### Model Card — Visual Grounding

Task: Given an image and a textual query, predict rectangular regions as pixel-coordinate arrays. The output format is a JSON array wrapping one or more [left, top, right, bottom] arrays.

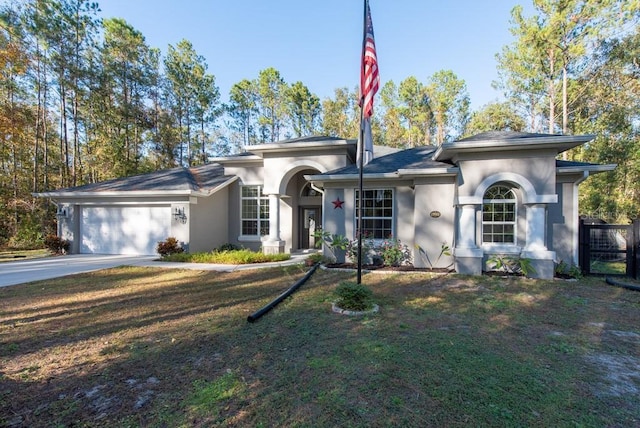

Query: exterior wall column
[[458, 204, 478, 248], [263, 193, 285, 254], [521, 203, 556, 279], [523, 204, 547, 252], [454, 200, 484, 275]]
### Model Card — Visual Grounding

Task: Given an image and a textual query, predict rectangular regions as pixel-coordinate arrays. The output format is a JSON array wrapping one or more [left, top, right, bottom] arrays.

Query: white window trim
[[482, 185, 518, 246], [238, 184, 269, 241], [354, 188, 395, 241]]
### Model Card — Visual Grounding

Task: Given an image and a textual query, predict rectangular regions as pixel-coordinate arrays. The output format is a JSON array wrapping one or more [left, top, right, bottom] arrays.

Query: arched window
[[482, 185, 516, 244]]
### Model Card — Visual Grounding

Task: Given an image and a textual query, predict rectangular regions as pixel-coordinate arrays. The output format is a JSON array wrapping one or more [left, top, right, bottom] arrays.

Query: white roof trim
[[434, 134, 595, 161], [199, 176, 238, 196], [306, 172, 400, 181], [244, 139, 354, 154], [209, 155, 262, 164], [397, 167, 459, 176], [33, 176, 238, 199], [556, 164, 617, 174]]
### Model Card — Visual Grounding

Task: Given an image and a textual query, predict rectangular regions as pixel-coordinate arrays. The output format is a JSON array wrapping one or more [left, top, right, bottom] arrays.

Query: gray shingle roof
[[456, 131, 558, 141], [55, 163, 231, 193], [317, 145, 452, 176]]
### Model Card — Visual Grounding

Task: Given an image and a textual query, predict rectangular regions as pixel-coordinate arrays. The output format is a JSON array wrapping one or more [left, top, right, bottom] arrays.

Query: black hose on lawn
[[605, 276, 640, 292], [247, 263, 320, 323]]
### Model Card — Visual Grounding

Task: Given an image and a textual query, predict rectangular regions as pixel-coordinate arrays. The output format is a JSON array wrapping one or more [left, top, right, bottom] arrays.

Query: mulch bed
[[324, 263, 453, 273]]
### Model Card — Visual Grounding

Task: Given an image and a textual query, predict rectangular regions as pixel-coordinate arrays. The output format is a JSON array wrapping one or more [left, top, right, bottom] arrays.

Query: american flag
[[360, 0, 379, 119]]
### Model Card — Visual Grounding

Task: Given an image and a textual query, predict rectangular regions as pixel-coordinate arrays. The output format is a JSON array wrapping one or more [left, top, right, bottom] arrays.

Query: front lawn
[[1, 267, 639, 427]]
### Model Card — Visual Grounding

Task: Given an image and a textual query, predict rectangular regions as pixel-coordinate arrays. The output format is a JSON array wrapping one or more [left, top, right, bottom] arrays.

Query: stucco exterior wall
[[413, 178, 456, 269], [456, 153, 557, 198], [225, 166, 265, 252], [188, 188, 229, 253], [551, 174, 584, 266], [321, 186, 347, 261], [262, 150, 350, 194]]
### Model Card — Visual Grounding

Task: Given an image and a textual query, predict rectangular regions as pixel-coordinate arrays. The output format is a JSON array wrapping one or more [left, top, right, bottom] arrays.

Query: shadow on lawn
[[1, 269, 640, 427]]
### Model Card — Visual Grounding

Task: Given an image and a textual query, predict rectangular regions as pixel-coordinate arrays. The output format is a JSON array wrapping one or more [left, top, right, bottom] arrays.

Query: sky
[[97, 0, 532, 112]]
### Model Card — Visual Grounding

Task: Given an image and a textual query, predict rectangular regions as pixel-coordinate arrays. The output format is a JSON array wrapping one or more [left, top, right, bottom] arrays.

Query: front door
[[300, 207, 321, 249]]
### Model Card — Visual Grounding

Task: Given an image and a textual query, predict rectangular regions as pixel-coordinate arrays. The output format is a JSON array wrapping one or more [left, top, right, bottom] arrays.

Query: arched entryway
[[283, 169, 322, 251]]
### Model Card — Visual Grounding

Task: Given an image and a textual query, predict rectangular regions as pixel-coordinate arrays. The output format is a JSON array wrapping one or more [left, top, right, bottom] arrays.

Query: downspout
[[310, 182, 324, 196], [310, 182, 326, 247]]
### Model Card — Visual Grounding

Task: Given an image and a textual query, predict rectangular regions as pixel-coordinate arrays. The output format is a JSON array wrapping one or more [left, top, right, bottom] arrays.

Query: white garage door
[[80, 206, 171, 255]]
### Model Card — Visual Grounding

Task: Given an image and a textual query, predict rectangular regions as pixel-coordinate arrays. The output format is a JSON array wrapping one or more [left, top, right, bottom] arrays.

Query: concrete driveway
[[0, 253, 310, 288], [0, 254, 156, 288]]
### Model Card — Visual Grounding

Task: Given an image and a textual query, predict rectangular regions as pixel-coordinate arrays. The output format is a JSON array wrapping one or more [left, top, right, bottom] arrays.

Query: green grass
[[590, 259, 627, 275], [1, 268, 639, 427], [161, 248, 291, 264], [0, 248, 50, 262]]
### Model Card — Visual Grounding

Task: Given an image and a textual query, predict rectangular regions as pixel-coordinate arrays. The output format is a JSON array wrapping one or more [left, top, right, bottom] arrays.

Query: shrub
[[334, 281, 374, 311], [415, 242, 453, 270], [157, 237, 184, 257], [486, 254, 537, 277], [555, 260, 583, 279], [346, 233, 375, 265], [313, 229, 349, 262], [305, 253, 326, 265], [380, 237, 412, 266], [44, 235, 70, 254], [216, 243, 242, 252], [161, 249, 290, 264]]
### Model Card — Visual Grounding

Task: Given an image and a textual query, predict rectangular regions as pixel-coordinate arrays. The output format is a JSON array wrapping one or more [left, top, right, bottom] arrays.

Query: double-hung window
[[241, 185, 269, 238], [482, 185, 516, 244], [355, 189, 393, 239]]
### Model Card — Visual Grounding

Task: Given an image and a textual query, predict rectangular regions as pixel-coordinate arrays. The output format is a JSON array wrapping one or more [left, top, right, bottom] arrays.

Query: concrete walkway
[[0, 252, 311, 288]]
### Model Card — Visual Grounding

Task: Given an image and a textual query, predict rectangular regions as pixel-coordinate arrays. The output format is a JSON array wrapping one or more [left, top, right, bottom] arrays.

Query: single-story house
[[35, 132, 615, 278]]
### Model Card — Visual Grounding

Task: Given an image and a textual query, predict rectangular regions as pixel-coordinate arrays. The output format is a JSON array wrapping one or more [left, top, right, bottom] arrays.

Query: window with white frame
[[482, 184, 516, 244], [241, 185, 269, 237], [355, 189, 393, 239]]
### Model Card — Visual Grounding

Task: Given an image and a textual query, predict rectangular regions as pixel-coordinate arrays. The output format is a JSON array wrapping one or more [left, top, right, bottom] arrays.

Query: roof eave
[[199, 176, 238, 196], [434, 134, 596, 161], [33, 189, 198, 199], [305, 172, 400, 182], [397, 167, 460, 177], [209, 154, 263, 164], [244, 139, 356, 156], [557, 164, 617, 174]]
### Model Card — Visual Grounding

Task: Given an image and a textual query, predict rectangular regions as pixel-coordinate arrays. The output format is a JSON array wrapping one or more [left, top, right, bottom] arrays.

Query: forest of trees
[[0, 0, 638, 248]]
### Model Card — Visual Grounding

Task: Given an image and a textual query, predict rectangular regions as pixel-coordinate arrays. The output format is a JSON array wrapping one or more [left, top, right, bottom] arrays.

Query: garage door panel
[[81, 206, 170, 255]]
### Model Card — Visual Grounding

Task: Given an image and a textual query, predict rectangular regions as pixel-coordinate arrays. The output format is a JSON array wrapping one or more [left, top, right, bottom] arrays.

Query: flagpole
[[356, 0, 368, 285]]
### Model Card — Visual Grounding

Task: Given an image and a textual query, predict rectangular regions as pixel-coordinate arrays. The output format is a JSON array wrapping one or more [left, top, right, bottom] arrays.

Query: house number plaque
[[430, 211, 441, 218]]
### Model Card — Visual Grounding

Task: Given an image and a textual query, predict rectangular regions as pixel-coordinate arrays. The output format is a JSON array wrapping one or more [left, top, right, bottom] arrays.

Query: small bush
[[157, 237, 184, 257], [380, 238, 411, 266], [486, 254, 537, 277], [44, 235, 70, 254], [216, 243, 242, 252], [334, 281, 374, 311], [305, 253, 326, 265]]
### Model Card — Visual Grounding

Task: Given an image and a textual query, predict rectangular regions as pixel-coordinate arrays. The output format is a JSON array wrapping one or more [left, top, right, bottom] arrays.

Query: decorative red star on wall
[[332, 197, 344, 209]]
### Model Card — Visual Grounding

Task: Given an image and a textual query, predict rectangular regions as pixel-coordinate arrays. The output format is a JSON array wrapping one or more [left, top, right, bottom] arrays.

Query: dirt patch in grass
[[1, 267, 639, 427]]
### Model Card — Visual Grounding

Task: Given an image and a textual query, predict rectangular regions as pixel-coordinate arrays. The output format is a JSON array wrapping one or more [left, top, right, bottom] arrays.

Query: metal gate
[[579, 218, 640, 278]]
